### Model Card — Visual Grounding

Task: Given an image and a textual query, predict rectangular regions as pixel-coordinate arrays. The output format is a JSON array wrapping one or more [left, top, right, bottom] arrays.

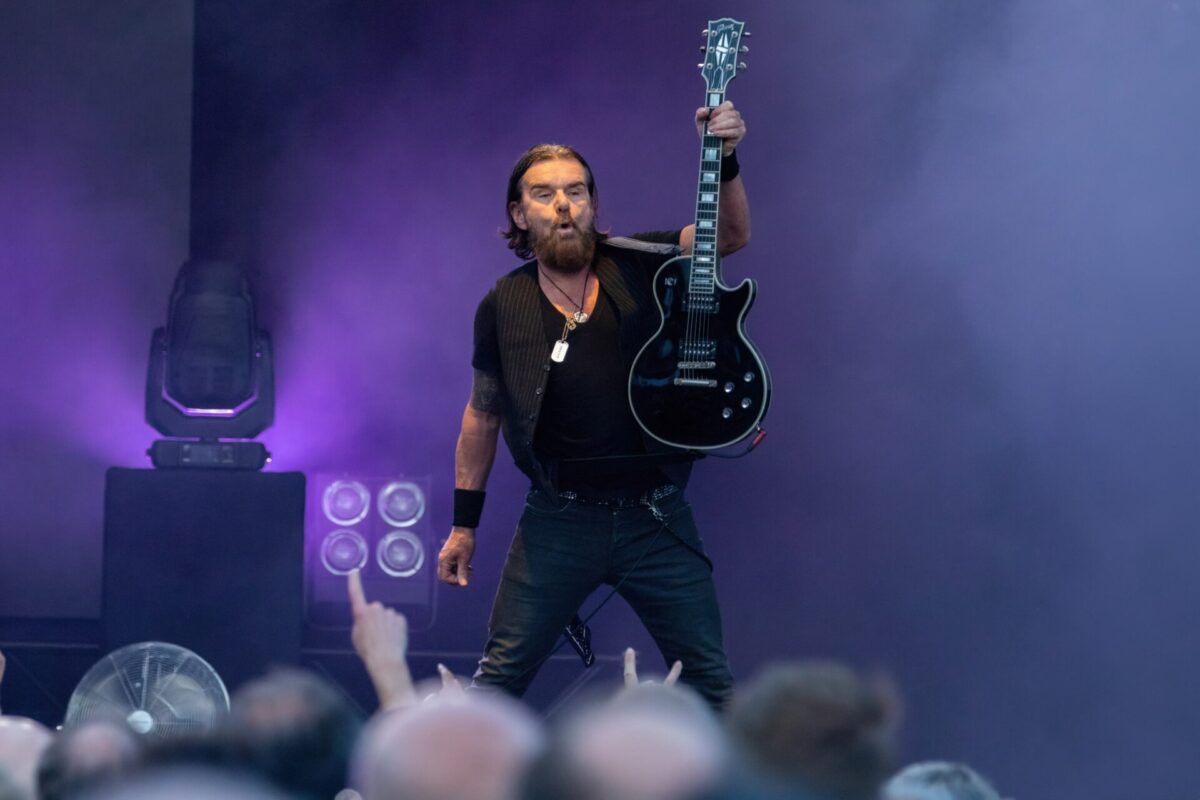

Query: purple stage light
[[319, 529, 368, 575], [376, 530, 424, 578], [305, 473, 435, 630], [322, 479, 370, 526], [377, 480, 425, 527]]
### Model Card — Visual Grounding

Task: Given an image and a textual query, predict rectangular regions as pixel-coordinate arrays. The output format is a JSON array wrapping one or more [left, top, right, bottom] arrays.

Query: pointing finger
[[348, 569, 367, 616], [437, 663, 465, 697], [623, 647, 638, 688], [665, 660, 683, 686]]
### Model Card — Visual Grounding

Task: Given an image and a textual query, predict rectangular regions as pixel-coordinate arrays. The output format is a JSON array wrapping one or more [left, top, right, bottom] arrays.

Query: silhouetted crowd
[[0, 592, 1007, 800]]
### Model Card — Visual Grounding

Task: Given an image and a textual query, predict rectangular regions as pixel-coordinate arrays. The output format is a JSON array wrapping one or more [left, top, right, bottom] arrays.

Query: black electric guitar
[[628, 18, 770, 450]]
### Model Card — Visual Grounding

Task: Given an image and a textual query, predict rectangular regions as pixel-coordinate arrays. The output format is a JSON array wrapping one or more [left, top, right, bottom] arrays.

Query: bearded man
[[438, 103, 750, 709]]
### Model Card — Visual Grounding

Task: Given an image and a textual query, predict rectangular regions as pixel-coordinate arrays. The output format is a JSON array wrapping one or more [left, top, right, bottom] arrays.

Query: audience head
[[522, 684, 731, 800], [37, 721, 142, 800], [356, 692, 541, 800], [0, 768, 26, 800], [881, 761, 1001, 800], [729, 661, 897, 800], [226, 667, 362, 800], [76, 766, 291, 800], [0, 717, 53, 799]]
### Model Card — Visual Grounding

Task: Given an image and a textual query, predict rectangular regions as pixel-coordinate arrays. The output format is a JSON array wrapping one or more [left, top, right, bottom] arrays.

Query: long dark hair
[[502, 144, 603, 260]]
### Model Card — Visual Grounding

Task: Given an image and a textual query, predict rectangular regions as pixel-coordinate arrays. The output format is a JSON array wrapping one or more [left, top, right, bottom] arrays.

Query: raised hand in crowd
[[622, 647, 683, 690], [435, 663, 466, 703], [348, 569, 416, 712]]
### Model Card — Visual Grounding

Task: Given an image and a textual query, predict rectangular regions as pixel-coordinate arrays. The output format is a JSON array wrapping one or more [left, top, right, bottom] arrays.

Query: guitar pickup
[[677, 361, 717, 370], [673, 377, 718, 388]]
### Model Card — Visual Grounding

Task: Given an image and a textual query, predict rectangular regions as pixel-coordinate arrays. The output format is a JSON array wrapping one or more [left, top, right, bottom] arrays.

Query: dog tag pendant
[[573, 311, 588, 324], [551, 340, 569, 363]]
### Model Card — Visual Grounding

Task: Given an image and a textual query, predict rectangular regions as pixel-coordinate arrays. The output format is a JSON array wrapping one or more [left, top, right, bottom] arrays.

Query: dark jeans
[[471, 486, 734, 709]]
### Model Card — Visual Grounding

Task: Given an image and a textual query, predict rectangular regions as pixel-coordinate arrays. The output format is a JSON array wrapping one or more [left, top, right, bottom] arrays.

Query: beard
[[530, 218, 597, 274]]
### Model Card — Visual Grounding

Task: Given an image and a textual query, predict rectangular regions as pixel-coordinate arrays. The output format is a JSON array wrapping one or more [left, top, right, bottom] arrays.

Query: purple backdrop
[[5, 1, 1200, 797]]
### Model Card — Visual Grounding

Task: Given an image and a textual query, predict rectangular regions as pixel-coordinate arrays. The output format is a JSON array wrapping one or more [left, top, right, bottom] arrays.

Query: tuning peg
[[697, 63, 705, 69], [738, 62, 747, 69], [740, 45, 749, 53], [743, 31, 751, 36], [699, 46, 707, 53], [702, 29, 709, 35]]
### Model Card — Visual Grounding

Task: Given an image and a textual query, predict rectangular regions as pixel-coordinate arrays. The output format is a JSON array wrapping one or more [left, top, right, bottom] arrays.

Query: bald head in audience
[[78, 766, 292, 800], [882, 761, 1001, 800], [355, 694, 542, 800], [521, 685, 731, 800], [0, 716, 53, 799]]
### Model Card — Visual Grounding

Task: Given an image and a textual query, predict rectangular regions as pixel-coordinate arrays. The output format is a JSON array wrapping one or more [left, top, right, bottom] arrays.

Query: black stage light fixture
[[145, 260, 274, 469]]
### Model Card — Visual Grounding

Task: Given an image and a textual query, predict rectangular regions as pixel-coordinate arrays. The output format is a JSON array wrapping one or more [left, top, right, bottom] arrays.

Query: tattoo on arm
[[469, 369, 504, 414]]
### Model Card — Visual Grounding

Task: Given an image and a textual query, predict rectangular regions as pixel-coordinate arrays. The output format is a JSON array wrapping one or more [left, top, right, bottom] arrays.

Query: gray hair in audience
[[729, 660, 897, 800], [227, 667, 363, 800], [37, 721, 142, 800], [881, 761, 1001, 800]]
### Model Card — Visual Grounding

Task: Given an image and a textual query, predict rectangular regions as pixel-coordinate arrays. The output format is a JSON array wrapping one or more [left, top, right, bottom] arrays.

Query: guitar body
[[629, 255, 770, 449]]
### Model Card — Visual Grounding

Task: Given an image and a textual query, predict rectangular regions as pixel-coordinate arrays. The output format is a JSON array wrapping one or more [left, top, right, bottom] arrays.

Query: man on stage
[[438, 102, 750, 708]]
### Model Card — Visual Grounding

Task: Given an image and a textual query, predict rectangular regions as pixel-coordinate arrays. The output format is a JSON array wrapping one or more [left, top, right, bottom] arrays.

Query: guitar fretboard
[[690, 126, 724, 296]]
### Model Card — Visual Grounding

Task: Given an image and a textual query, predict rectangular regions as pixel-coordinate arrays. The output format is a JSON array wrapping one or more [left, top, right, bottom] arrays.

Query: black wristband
[[720, 149, 740, 182], [453, 488, 486, 529]]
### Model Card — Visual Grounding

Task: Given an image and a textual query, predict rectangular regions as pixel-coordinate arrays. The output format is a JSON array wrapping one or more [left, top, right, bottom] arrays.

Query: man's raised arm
[[437, 370, 502, 588]]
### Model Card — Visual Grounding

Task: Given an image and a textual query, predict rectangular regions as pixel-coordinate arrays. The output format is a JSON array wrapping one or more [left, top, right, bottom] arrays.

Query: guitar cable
[[489, 494, 703, 694], [707, 425, 767, 459], [483, 429, 765, 693]]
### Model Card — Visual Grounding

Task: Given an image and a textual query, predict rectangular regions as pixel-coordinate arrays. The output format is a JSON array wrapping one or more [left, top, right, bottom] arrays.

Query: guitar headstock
[[698, 18, 747, 99]]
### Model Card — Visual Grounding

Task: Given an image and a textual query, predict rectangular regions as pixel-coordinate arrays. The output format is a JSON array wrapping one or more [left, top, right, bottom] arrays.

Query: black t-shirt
[[473, 231, 681, 493], [533, 286, 660, 491]]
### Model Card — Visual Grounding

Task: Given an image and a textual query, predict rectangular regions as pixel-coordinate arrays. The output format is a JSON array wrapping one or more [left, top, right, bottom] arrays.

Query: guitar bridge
[[677, 360, 716, 370]]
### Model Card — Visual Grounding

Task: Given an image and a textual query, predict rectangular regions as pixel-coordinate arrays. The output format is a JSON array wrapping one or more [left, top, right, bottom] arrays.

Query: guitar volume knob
[[722, 408, 733, 419]]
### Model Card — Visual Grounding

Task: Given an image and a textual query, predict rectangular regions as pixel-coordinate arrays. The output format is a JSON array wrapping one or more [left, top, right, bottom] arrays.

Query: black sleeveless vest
[[490, 240, 691, 494]]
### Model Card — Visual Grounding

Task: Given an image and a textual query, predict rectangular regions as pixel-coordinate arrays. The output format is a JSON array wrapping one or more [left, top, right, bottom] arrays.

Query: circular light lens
[[320, 529, 368, 575], [376, 531, 425, 578], [323, 480, 370, 526], [377, 481, 426, 527]]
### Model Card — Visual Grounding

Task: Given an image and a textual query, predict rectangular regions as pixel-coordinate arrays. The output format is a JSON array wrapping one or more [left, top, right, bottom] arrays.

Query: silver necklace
[[540, 267, 591, 324]]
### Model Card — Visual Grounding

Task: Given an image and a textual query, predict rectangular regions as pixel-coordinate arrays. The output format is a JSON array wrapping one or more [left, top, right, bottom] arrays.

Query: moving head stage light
[[145, 260, 274, 469]]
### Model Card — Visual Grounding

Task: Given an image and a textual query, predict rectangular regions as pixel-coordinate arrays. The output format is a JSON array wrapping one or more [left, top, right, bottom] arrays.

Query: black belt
[[554, 483, 679, 508]]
